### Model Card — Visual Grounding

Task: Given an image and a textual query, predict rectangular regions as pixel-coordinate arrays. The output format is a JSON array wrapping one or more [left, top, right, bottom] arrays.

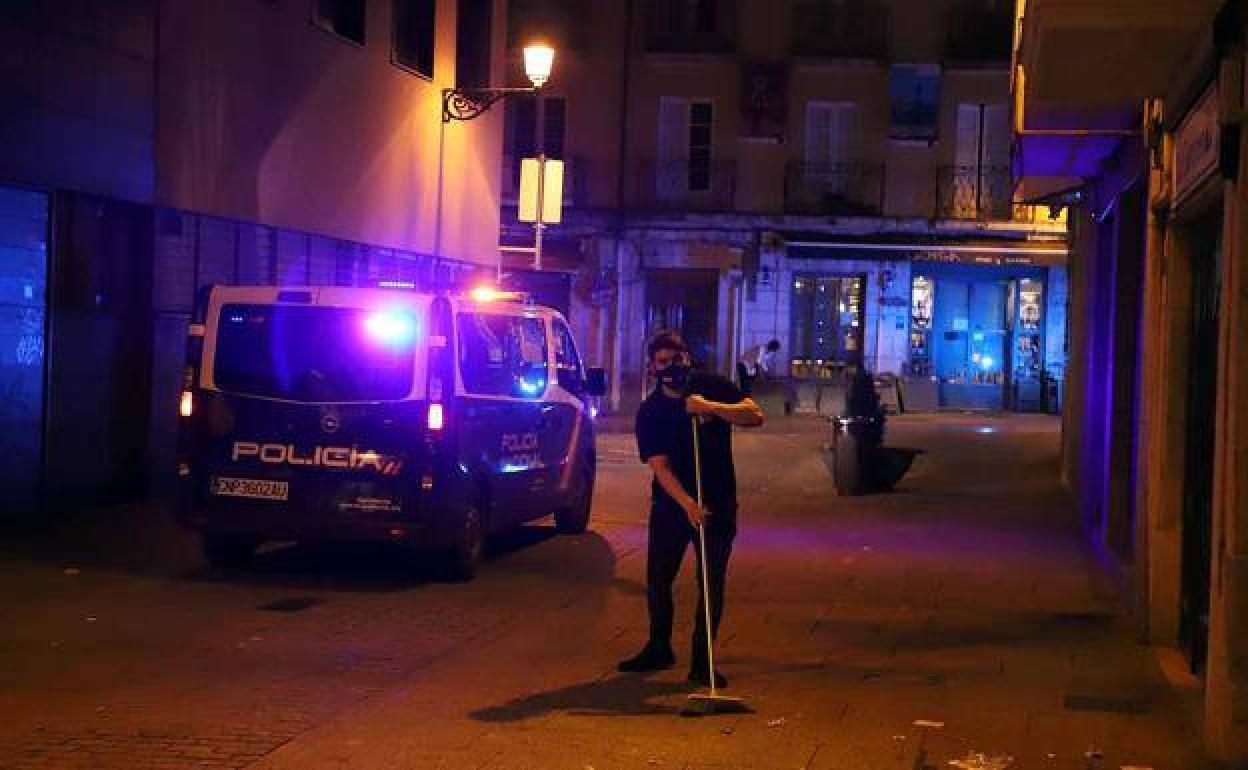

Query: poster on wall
[[740, 61, 788, 141], [889, 64, 941, 142]]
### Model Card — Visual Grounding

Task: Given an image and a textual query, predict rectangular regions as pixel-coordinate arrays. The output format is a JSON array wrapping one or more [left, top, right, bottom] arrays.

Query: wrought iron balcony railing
[[784, 161, 884, 216], [791, 0, 889, 60], [634, 159, 736, 211], [935, 165, 1015, 221]]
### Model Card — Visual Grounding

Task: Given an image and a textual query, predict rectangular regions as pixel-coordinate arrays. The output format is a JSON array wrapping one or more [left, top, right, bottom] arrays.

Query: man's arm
[[687, 394, 765, 427], [646, 454, 705, 527]]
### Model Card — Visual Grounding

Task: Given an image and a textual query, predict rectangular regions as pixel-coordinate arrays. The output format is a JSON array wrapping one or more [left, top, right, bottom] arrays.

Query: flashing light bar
[[427, 402, 445, 431], [469, 286, 527, 303], [378, 280, 417, 289]]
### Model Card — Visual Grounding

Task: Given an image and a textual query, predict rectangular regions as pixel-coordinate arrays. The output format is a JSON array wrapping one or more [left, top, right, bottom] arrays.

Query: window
[[552, 319, 583, 392], [213, 305, 417, 402], [506, 96, 566, 159], [456, 0, 493, 88], [393, 0, 436, 77], [646, 0, 734, 53], [457, 313, 549, 398], [314, 0, 367, 45], [656, 98, 714, 197]]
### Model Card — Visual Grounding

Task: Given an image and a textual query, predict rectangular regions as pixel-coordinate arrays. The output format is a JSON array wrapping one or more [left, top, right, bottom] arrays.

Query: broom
[[681, 414, 752, 717]]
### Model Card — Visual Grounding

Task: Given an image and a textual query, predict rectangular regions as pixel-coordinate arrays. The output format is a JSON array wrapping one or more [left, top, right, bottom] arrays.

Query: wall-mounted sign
[[1174, 85, 1219, 204]]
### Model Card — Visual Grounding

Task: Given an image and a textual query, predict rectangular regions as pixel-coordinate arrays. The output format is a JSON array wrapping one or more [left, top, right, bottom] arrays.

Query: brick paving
[[0, 414, 1219, 769]]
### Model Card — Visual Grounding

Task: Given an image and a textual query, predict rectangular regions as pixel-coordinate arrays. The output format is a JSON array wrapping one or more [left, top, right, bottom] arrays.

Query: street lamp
[[441, 42, 558, 276], [441, 42, 555, 122]]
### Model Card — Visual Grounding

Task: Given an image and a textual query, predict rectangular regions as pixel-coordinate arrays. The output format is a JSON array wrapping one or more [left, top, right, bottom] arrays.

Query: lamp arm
[[442, 87, 538, 123]]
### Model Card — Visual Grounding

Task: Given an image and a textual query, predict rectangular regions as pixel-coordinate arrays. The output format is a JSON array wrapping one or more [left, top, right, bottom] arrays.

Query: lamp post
[[442, 43, 555, 278]]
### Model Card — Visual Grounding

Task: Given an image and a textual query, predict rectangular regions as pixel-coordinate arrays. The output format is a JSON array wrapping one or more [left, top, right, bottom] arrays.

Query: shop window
[[393, 0, 436, 77], [314, 0, 367, 45], [908, 275, 933, 376], [790, 274, 864, 378]]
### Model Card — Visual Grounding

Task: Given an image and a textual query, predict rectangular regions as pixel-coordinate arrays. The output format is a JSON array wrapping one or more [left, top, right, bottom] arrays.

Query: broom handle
[[692, 416, 717, 696]]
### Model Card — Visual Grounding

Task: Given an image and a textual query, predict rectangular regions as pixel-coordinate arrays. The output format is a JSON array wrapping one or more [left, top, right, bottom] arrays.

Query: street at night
[[6, 0, 1248, 767], [0, 417, 1208, 768]]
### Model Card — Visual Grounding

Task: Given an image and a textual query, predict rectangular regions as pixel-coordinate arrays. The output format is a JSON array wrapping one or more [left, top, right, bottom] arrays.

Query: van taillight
[[427, 402, 444, 432], [179, 390, 194, 418]]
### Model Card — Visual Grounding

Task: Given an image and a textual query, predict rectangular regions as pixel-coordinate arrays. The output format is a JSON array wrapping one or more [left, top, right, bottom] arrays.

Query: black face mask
[[656, 362, 692, 392]]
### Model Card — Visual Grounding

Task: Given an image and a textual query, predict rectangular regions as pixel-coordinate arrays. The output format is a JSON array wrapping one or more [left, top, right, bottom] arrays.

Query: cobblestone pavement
[[0, 415, 1216, 769]]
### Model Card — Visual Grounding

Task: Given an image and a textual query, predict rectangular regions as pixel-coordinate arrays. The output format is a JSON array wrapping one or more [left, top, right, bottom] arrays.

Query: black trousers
[[646, 502, 736, 666]]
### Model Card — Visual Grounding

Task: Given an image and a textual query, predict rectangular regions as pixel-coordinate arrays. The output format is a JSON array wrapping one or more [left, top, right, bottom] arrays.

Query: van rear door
[[192, 291, 428, 524]]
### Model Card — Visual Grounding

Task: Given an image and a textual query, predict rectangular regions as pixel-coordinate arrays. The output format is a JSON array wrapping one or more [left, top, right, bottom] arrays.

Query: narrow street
[[0, 415, 1210, 769]]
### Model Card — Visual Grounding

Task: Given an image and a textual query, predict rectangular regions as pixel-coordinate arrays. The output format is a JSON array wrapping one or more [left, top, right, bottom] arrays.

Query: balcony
[[791, 1, 888, 60], [935, 165, 1015, 221], [500, 154, 585, 210], [944, 0, 1012, 64], [644, 0, 737, 54], [634, 159, 736, 212], [785, 162, 884, 216]]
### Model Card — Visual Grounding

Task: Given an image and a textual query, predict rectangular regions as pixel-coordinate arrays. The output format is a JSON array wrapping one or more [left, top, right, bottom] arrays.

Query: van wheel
[[202, 534, 258, 568], [444, 504, 484, 582], [554, 465, 593, 535]]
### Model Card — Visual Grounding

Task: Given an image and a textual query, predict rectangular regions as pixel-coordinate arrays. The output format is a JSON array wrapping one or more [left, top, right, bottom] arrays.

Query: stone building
[[499, 0, 1069, 415]]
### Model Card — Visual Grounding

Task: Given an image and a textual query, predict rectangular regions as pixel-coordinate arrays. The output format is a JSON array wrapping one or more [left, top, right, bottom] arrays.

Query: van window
[[552, 319, 584, 392], [213, 304, 417, 401], [457, 313, 548, 398]]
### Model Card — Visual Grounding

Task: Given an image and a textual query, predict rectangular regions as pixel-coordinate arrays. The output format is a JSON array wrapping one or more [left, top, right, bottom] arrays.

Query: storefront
[[907, 259, 1058, 411]]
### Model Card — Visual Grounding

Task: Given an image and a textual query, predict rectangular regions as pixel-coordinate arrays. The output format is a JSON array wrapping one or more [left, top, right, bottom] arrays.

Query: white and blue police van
[[175, 283, 605, 580]]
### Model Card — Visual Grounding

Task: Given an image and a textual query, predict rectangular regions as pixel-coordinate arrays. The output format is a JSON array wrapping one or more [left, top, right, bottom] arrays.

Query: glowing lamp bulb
[[179, 390, 194, 418], [470, 285, 500, 303], [365, 311, 416, 346], [523, 43, 554, 88], [980, 355, 995, 370], [427, 402, 444, 432]]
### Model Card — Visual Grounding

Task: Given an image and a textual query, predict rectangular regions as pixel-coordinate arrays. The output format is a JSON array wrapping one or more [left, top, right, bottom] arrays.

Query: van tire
[[202, 534, 258, 568], [554, 465, 593, 535], [443, 504, 484, 582]]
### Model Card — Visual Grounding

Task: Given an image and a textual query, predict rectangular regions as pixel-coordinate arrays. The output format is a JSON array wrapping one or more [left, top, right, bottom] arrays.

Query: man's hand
[[686, 394, 715, 416], [680, 496, 708, 529]]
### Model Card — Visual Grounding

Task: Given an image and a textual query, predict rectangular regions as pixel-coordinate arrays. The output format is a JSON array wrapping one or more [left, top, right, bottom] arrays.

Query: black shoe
[[617, 643, 675, 672], [687, 666, 728, 689]]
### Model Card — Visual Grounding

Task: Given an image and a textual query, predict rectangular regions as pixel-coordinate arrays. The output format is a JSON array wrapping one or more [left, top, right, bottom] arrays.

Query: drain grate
[[258, 596, 324, 613], [1063, 694, 1149, 714]]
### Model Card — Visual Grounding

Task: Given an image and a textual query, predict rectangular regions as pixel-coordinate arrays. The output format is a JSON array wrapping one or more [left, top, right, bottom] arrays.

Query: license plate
[[210, 477, 289, 501]]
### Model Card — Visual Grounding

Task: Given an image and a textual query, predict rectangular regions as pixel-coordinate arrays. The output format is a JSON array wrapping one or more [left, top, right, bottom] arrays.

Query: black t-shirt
[[635, 372, 744, 514]]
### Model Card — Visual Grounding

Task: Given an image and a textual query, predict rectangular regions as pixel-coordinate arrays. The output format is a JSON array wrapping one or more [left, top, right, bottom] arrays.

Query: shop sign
[[1174, 85, 1219, 204]]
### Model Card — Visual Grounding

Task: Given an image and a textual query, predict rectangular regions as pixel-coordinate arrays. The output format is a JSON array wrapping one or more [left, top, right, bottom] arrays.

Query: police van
[[176, 283, 605, 580]]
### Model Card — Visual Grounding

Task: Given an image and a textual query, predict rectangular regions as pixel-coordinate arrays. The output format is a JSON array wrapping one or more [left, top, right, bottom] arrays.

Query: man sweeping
[[618, 331, 764, 688]]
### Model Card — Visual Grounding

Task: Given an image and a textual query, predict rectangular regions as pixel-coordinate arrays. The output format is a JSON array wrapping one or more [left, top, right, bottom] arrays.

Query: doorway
[[1179, 211, 1221, 673], [644, 269, 719, 371]]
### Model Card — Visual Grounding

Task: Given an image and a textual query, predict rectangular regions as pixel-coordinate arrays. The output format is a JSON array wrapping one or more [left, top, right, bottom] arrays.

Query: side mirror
[[586, 367, 607, 397]]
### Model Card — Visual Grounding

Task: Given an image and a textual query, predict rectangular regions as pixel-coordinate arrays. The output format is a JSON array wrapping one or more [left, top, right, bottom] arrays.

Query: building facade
[[0, 0, 506, 515], [499, 0, 1069, 416], [1013, 0, 1248, 760]]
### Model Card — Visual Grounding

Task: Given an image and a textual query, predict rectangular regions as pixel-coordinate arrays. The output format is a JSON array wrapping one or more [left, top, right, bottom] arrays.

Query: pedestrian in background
[[618, 331, 765, 687], [736, 338, 780, 396]]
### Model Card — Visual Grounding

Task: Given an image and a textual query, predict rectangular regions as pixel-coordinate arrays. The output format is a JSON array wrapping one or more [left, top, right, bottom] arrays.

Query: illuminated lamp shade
[[365, 310, 417, 346], [523, 43, 554, 88]]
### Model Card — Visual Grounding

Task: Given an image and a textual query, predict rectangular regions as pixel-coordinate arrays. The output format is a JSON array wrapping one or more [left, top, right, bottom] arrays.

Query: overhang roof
[[1014, 0, 1220, 199]]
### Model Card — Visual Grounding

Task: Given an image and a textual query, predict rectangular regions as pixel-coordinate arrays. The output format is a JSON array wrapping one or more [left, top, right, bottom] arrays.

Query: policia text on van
[[175, 285, 606, 580]]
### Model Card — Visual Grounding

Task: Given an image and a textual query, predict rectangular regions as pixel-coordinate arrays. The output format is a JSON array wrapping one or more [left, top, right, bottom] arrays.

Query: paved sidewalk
[[0, 414, 1215, 769]]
